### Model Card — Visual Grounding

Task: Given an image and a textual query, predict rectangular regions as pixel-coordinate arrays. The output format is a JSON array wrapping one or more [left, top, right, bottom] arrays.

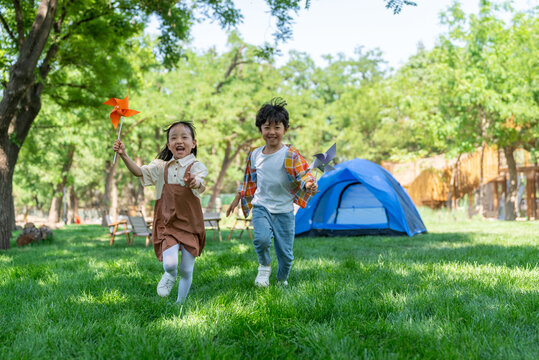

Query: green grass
[[1, 212, 538, 359]]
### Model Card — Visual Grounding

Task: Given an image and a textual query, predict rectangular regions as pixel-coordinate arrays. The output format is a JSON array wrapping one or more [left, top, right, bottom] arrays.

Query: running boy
[[226, 98, 318, 287]]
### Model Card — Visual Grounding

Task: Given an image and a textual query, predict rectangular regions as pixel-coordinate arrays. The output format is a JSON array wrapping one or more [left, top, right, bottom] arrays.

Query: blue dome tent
[[295, 159, 427, 237]]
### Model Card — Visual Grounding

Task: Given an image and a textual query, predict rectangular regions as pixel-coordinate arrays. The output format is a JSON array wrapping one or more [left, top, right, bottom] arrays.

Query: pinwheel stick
[[113, 117, 124, 165]]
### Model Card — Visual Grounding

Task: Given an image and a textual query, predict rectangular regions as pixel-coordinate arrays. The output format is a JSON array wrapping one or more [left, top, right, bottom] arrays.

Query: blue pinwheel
[[309, 143, 337, 180]]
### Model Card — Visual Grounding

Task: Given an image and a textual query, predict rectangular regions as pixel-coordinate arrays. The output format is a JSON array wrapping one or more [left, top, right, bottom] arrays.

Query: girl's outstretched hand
[[113, 139, 125, 156], [184, 172, 201, 190]]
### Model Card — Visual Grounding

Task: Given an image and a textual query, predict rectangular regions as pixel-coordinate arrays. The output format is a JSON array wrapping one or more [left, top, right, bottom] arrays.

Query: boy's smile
[[260, 120, 287, 153], [167, 124, 196, 159]]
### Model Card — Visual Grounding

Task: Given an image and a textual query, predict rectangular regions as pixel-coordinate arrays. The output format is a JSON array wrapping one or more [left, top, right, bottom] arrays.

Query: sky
[[149, 0, 535, 70]]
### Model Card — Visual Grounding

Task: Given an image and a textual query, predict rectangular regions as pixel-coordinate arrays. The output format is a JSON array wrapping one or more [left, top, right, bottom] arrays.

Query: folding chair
[[105, 214, 132, 245], [204, 212, 222, 241], [128, 215, 152, 246], [227, 208, 253, 241]]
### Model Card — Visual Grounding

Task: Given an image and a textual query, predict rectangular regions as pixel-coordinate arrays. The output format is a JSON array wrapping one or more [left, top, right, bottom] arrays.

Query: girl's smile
[[167, 124, 196, 159]]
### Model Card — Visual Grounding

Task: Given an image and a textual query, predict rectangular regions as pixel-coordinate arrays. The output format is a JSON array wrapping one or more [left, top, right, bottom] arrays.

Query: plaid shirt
[[238, 144, 315, 217]]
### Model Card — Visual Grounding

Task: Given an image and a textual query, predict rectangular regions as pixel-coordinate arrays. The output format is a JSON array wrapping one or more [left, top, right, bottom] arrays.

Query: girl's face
[[167, 124, 196, 159]]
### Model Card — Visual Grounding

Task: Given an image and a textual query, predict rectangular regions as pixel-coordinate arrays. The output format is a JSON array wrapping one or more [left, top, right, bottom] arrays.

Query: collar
[[168, 153, 196, 167], [260, 144, 288, 155]]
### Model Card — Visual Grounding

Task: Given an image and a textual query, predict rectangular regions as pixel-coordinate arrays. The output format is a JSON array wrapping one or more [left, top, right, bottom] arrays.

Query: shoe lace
[[160, 275, 175, 288], [258, 268, 271, 277]]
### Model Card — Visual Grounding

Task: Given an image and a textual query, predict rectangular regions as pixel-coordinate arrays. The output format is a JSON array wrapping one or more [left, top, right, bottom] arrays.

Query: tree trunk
[[48, 189, 61, 224], [128, 134, 145, 212], [478, 144, 486, 216], [69, 187, 79, 223], [47, 144, 75, 225], [102, 160, 119, 223], [1, 84, 47, 245], [0, 137, 16, 249], [1, 85, 46, 245], [0, 0, 59, 249], [206, 141, 251, 212], [155, 127, 161, 155], [504, 146, 518, 220], [447, 154, 461, 210]]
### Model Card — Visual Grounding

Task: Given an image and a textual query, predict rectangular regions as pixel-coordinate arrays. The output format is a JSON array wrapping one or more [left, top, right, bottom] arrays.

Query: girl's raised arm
[[113, 139, 142, 177]]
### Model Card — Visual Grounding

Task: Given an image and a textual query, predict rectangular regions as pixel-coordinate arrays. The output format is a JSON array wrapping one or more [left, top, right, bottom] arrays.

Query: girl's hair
[[255, 97, 289, 130], [157, 121, 197, 160]]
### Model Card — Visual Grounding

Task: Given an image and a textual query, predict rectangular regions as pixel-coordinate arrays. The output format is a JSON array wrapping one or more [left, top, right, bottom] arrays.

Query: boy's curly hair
[[255, 97, 289, 130]]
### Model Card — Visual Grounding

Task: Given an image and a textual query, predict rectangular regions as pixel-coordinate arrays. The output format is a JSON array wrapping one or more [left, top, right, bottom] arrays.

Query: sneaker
[[254, 265, 271, 287], [157, 272, 176, 297], [277, 280, 288, 286]]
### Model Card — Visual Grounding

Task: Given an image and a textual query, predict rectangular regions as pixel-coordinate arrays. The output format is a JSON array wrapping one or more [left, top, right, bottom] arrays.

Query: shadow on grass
[[293, 231, 538, 268], [3, 225, 536, 290], [3, 225, 537, 303], [189, 231, 538, 357], [1, 225, 537, 358]]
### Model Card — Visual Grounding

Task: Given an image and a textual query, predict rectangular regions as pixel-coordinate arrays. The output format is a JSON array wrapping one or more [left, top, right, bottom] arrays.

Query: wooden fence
[[389, 147, 537, 219]]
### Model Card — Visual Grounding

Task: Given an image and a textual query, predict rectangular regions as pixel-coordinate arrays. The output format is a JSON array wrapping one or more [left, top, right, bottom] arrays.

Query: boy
[[226, 98, 318, 287]]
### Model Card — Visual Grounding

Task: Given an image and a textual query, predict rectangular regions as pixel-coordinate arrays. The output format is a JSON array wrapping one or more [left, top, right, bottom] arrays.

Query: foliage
[[384, 0, 418, 14], [396, 1, 538, 155]]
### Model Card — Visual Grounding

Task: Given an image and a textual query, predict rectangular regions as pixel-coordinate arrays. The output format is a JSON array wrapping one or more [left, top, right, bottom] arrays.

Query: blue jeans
[[251, 205, 295, 281]]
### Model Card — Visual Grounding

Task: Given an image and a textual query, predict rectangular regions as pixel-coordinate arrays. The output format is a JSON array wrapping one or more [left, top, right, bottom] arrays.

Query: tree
[[433, 1, 537, 219], [0, 0, 317, 249], [394, 1, 538, 218]]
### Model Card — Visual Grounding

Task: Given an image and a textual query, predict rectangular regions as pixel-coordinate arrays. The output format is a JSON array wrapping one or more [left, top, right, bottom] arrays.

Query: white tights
[[162, 244, 196, 302]]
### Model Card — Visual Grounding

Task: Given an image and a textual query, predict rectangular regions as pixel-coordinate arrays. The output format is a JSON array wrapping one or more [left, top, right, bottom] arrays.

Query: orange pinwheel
[[103, 94, 139, 129]]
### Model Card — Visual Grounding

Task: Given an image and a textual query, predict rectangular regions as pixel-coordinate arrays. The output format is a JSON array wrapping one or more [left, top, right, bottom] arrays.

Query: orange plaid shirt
[[238, 144, 315, 217]]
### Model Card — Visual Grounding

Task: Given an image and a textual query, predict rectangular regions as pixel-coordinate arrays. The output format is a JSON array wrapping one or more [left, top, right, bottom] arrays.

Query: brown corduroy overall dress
[[152, 161, 206, 261]]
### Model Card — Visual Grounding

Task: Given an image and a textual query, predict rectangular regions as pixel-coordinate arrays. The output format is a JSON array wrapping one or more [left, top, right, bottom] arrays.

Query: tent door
[[334, 182, 388, 226]]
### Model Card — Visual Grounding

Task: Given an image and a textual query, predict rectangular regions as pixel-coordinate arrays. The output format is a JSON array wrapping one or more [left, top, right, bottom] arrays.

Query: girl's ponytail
[[157, 146, 173, 161]]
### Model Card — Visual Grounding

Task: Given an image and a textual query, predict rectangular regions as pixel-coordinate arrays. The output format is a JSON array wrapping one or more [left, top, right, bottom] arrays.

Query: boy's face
[[260, 120, 287, 148], [167, 124, 196, 159]]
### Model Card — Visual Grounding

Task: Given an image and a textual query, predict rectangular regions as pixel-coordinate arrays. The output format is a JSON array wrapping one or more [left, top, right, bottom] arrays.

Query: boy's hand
[[306, 180, 318, 193], [226, 195, 241, 217], [113, 140, 125, 156]]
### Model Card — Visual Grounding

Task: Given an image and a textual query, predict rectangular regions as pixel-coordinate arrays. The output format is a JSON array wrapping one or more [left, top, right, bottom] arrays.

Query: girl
[[113, 121, 207, 303]]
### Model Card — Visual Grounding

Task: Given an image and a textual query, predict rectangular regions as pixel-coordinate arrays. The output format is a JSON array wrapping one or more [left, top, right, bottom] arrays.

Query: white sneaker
[[157, 272, 176, 297], [277, 280, 288, 286], [254, 265, 271, 287]]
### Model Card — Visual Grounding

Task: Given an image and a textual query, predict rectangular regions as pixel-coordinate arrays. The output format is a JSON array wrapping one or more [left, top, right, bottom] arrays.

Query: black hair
[[157, 121, 197, 160], [255, 97, 289, 131]]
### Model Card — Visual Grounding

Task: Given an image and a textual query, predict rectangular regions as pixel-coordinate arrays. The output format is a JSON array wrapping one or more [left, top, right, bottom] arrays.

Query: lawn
[[1, 211, 537, 359]]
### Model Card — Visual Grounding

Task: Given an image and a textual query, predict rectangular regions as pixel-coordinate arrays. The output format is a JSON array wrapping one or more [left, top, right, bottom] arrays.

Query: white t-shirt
[[251, 145, 294, 214], [140, 153, 208, 200]]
